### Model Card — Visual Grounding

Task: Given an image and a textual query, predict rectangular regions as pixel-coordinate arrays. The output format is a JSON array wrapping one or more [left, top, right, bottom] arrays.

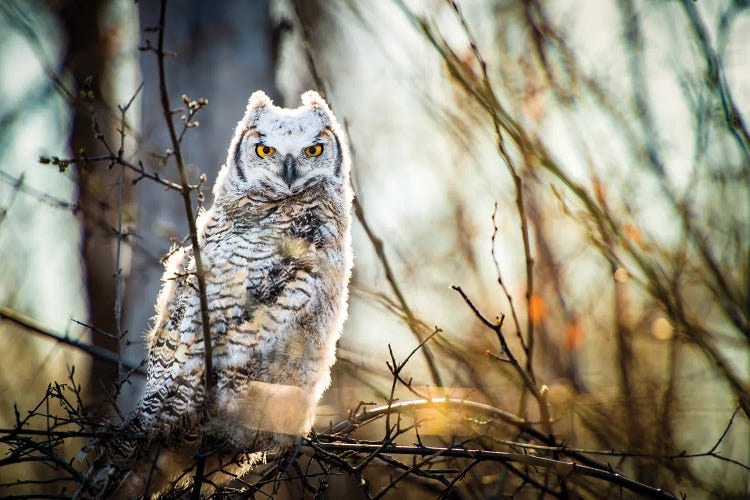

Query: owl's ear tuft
[[301, 90, 332, 115], [246, 90, 273, 112]]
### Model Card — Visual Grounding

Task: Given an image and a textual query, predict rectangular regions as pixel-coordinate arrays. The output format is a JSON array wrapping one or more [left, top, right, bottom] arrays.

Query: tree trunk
[[54, 0, 123, 410]]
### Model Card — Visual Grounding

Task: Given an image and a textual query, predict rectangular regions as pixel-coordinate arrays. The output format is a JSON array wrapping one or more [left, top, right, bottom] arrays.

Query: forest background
[[0, 0, 748, 497]]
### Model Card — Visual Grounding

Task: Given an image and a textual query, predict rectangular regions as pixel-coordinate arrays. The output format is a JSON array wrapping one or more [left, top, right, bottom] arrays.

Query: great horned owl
[[84, 90, 353, 497]]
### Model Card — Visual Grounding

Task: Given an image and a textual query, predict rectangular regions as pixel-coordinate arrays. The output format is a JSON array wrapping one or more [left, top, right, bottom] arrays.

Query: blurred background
[[0, 0, 748, 497]]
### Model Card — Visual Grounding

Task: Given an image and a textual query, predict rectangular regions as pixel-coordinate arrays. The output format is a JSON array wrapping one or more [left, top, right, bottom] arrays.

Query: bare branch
[[154, 0, 213, 391], [306, 440, 677, 499], [0, 304, 144, 375]]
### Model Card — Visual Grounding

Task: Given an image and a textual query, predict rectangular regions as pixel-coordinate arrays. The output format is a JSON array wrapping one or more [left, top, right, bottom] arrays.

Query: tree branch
[[0, 304, 144, 375], [306, 440, 677, 499], [155, 0, 213, 390]]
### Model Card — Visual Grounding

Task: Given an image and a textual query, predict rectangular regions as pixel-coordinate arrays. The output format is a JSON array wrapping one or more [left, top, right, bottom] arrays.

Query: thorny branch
[[4, 305, 743, 497]]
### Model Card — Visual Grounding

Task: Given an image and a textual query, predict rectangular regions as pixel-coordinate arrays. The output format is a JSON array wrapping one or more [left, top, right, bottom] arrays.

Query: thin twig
[[444, 0, 536, 378], [490, 202, 526, 352], [451, 285, 554, 439], [354, 198, 443, 387], [0, 428, 147, 440], [0, 304, 144, 375]]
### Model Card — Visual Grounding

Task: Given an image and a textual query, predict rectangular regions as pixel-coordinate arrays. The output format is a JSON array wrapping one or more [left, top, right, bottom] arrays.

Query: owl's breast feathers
[[196, 185, 348, 371], [174, 186, 349, 450]]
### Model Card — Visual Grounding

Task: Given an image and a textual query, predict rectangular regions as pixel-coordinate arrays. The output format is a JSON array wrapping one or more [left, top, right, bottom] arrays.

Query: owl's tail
[[74, 416, 146, 499], [74, 454, 131, 499]]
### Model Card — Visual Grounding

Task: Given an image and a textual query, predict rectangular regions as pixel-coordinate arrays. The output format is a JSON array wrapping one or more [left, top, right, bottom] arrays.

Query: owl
[[82, 90, 353, 498]]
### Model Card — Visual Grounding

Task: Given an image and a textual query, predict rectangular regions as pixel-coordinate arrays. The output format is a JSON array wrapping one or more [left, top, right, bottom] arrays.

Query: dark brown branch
[[0, 428, 147, 440], [306, 441, 676, 499], [39, 153, 185, 191], [449, 288, 543, 399], [451, 285, 555, 443]]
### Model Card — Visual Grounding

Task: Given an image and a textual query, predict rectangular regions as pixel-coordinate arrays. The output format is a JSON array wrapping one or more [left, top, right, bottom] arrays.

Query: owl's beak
[[282, 154, 297, 187]]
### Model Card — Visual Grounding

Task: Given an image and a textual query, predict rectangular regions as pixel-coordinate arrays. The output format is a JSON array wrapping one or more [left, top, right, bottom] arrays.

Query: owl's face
[[217, 91, 348, 199]]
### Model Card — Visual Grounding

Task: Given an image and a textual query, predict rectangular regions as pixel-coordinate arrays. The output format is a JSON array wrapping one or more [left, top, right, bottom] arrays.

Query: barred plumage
[[82, 90, 353, 498]]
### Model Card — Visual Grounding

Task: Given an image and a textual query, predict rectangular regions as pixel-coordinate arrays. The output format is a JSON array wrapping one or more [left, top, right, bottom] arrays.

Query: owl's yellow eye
[[304, 144, 324, 157], [255, 144, 276, 158]]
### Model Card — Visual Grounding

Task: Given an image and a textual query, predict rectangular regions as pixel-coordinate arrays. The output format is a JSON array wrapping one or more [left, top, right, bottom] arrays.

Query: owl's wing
[[82, 244, 205, 496], [80, 243, 202, 496], [138, 245, 205, 441]]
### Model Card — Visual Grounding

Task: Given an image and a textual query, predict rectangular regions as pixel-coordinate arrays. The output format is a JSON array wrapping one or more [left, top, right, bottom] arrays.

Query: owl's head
[[214, 90, 349, 200]]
